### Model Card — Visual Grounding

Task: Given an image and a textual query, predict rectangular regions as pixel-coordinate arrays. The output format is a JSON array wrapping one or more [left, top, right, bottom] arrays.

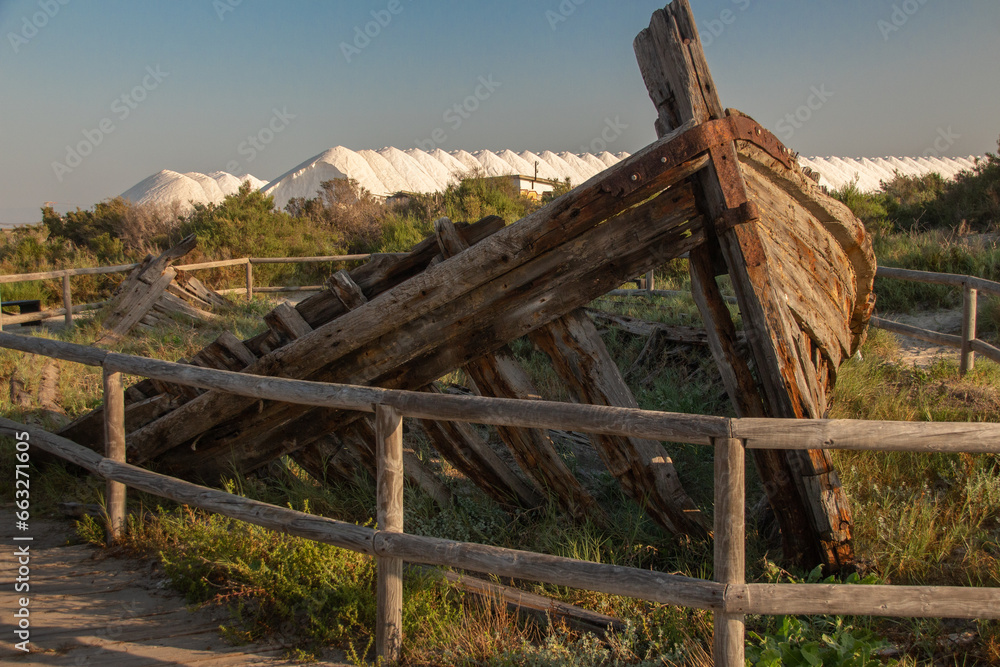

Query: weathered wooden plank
[[587, 308, 745, 347], [294, 216, 505, 328], [634, 0, 856, 572], [349, 416, 454, 508], [530, 309, 708, 537], [139, 213, 706, 479], [103, 369, 127, 545], [375, 531, 726, 612], [737, 584, 1000, 620], [375, 404, 404, 663], [428, 566, 626, 638], [418, 384, 540, 509], [263, 302, 313, 341], [152, 289, 218, 322], [466, 351, 604, 523], [432, 215, 597, 519], [327, 270, 369, 310], [97, 267, 178, 343], [714, 437, 746, 666]]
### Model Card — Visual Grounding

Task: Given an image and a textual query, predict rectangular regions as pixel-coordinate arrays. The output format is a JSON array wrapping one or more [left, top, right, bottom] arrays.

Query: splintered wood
[[62, 0, 875, 572], [96, 235, 230, 345]]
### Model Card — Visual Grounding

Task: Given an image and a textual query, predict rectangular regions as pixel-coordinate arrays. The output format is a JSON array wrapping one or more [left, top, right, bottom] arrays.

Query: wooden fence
[[871, 267, 1000, 374], [0, 254, 374, 328], [604, 266, 1000, 375], [1, 331, 998, 665]]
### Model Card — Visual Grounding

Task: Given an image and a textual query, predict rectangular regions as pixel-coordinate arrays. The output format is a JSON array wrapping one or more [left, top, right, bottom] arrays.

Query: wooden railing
[[872, 267, 1000, 374], [604, 266, 1000, 375], [1, 332, 998, 665], [0, 254, 374, 328]]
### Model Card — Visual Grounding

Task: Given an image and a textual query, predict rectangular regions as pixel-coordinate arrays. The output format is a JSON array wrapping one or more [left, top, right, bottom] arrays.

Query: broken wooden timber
[[530, 309, 708, 537], [435, 216, 605, 525], [94, 235, 233, 343], [634, 0, 875, 572], [418, 384, 542, 510], [127, 140, 708, 482]]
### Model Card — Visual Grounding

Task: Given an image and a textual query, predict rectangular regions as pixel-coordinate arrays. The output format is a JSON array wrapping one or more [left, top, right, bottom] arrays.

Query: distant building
[[503, 174, 562, 201]]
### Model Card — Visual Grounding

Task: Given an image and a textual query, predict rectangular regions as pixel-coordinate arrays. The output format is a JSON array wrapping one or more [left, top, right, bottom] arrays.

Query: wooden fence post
[[960, 285, 977, 375], [376, 404, 404, 664], [245, 260, 254, 301], [62, 275, 73, 328], [713, 437, 745, 665], [645, 270, 655, 294], [103, 367, 127, 544]]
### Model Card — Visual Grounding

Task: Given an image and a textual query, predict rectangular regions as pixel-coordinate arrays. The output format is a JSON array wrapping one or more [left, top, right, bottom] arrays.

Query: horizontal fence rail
[[603, 265, 1000, 373], [0, 253, 375, 328]]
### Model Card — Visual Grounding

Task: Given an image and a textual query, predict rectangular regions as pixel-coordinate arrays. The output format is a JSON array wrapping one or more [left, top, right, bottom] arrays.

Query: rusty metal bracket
[[600, 112, 793, 202]]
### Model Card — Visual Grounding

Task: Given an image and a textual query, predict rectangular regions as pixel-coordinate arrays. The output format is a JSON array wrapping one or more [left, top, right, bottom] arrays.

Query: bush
[[833, 154, 1000, 234]]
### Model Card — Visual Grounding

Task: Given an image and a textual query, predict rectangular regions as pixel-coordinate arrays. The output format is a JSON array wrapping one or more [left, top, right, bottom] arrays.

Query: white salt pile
[[121, 149, 982, 213]]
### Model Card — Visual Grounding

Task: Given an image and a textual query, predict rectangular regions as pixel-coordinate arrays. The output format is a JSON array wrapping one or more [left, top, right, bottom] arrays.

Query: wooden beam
[[713, 437, 745, 666], [635, 0, 855, 572], [103, 369, 127, 545], [530, 309, 708, 537], [376, 404, 404, 663]]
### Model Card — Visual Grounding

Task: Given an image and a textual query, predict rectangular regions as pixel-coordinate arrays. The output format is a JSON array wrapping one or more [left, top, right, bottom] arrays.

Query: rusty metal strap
[[600, 114, 793, 202]]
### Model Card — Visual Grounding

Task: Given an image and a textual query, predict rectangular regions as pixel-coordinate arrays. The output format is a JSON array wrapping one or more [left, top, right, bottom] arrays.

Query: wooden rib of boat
[[59, 0, 874, 572]]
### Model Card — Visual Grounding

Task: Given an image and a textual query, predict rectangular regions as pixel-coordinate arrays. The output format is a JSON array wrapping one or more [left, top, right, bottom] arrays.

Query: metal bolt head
[[631, 173, 639, 182]]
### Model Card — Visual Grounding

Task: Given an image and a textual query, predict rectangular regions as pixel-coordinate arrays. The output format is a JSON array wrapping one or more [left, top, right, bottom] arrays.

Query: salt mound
[[474, 150, 519, 177], [357, 149, 411, 195], [428, 149, 471, 179], [208, 171, 246, 197], [404, 149, 461, 189], [517, 151, 562, 181], [263, 147, 385, 209], [538, 151, 582, 184], [558, 152, 602, 181], [183, 172, 226, 204], [595, 152, 622, 168], [449, 150, 484, 175], [122, 170, 218, 214], [495, 150, 536, 176], [379, 148, 439, 193], [801, 156, 978, 192], [236, 174, 269, 191], [578, 153, 610, 173]]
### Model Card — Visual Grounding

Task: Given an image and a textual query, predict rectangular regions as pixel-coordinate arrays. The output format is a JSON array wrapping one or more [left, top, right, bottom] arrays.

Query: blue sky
[[1, 0, 998, 224]]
